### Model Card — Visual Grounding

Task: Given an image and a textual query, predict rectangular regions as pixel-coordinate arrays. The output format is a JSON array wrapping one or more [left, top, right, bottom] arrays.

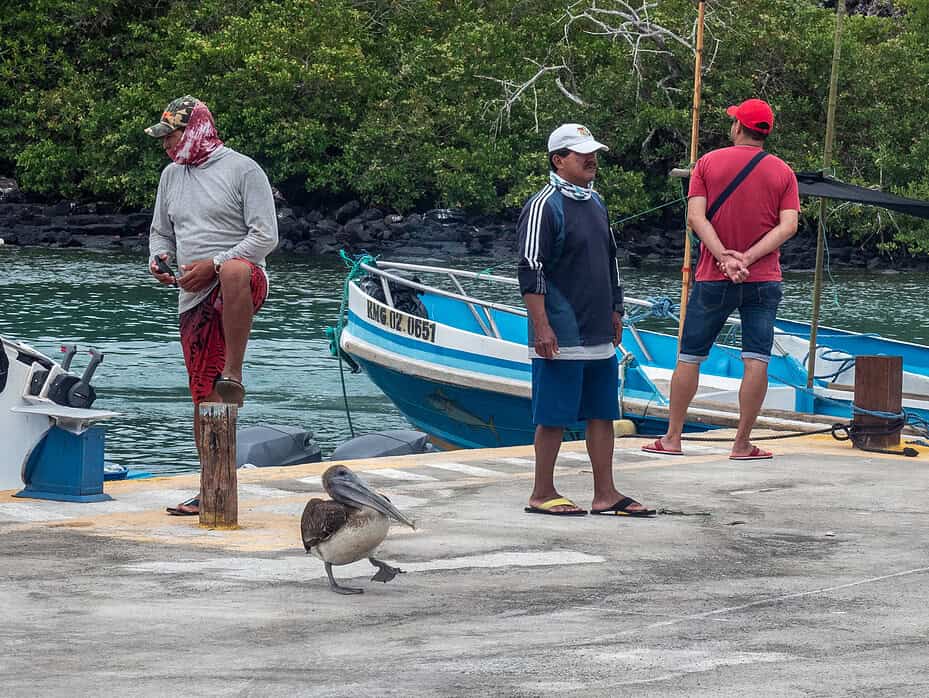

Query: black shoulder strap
[[705, 150, 769, 222]]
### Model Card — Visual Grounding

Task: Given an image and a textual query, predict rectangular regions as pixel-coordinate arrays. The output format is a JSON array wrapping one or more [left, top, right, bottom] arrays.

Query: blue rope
[[714, 343, 929, 439], [623, 296, 680, 326], [851, 405, 904, 420], [818, 218, 842, 311], [906, 413, 929, 437], [327, 250, 378, 357], [805, 348, 856, 381], [326, 250, 379, 438], [613, 194, 687, 226]]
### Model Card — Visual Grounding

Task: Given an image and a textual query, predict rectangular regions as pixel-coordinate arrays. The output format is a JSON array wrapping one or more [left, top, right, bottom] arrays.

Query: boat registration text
[[367, 300, 437, 343]]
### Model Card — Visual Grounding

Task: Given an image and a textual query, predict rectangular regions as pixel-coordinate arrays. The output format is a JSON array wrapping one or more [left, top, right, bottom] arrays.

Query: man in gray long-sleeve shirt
[[146, 95, 278, 516]]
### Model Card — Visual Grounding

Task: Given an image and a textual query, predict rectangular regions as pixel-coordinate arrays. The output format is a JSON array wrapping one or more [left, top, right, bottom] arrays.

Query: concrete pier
[[1, 431, 928, 696]]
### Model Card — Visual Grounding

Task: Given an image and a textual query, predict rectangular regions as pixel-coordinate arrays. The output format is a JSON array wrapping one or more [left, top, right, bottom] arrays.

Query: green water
[[1, 246, 926, 474]]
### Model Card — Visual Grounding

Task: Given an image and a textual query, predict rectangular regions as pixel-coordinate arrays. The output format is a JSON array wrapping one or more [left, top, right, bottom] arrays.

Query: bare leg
[[217, 260, 255, 383], [528, 425, 582, 512], [369, 557, 404, 583], [587, 418, 618, 508], [588, 419, 650, 513], [325, 562, 363, 595], [731, 358, 769, 457], [654, 360, 700, 452]]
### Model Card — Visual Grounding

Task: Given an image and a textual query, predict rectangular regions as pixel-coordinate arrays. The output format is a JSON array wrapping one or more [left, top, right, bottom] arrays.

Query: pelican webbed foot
[[325, 562, 363, 595], [369, 557, 404, 583]]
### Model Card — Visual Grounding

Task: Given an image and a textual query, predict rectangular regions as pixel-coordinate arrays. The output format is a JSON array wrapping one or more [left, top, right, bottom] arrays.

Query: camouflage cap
[[144, 95, 199, 138]]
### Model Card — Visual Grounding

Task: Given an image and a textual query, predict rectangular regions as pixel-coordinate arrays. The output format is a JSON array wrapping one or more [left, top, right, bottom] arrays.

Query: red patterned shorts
[[179, 260, 268, 404]]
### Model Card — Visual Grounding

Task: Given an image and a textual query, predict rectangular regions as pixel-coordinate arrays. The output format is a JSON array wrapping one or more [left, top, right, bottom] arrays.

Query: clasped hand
[[716, 250, 749, 283]]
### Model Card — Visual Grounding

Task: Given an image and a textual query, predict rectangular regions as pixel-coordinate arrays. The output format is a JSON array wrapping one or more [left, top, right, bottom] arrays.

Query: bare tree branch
[[478, 60, 575, 136], [555, 76, 588, 106], [479, 1, 727, 133]]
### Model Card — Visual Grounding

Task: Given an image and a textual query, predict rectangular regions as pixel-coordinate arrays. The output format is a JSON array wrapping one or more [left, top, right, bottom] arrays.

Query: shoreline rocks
[[1, 177, 927, 271]]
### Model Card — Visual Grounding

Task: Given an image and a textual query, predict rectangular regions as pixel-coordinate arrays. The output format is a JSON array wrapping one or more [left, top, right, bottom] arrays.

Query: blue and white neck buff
[[550, 171, 594, 201]]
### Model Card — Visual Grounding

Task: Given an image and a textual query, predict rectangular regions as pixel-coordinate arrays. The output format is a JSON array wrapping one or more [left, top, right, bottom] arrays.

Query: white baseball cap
[[547, 123, 609, 153]]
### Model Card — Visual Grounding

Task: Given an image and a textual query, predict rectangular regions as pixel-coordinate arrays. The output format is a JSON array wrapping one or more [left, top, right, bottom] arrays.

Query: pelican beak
[[330, 471, 416, 529]]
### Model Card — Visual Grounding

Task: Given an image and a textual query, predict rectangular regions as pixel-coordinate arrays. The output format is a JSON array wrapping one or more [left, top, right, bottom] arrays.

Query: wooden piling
[[853, 356, 903, 450], [197, 402, 238, 529]]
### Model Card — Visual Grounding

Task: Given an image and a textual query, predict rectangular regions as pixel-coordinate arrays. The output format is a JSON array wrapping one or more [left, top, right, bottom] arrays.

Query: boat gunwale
[[353, 260, 654, 317]]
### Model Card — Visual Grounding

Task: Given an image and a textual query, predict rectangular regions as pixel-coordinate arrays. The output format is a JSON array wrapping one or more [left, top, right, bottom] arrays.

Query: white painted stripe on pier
[[558, 452, 589, 462], [681, 443, 726, 453], [496, 457, 532, 466], [297, 476, 322, 488], [124, 550, 605, 582], [425, 462, 502, 478], [239, 485, 297, 499], [0, 504, 72, 522], [253, 493, 430, 518], [128, 489, 198, 502], [636, 450, 683, 460], [359, 468, 439, 482], [0, 500, 139, 522]]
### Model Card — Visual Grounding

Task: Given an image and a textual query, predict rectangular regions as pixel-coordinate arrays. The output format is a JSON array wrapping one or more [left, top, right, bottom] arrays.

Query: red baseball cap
[[726, 98, 774, 134]]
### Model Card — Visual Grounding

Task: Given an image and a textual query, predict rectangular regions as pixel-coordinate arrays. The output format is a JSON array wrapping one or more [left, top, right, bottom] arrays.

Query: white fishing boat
[[334, 258, 929, 450]]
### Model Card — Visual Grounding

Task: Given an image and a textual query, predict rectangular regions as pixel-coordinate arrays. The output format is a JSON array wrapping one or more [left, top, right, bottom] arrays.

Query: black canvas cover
[[796, 171, 929, 220]]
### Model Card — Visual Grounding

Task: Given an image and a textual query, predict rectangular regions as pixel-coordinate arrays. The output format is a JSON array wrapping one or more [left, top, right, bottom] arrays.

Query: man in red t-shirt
[[643, 98, 800, 460]]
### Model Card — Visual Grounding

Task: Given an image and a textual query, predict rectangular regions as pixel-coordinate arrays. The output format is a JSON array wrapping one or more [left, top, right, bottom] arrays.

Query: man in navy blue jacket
[[517, 124, 655, 518]]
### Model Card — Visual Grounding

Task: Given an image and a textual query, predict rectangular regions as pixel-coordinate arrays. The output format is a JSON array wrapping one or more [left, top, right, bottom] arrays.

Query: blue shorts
[[531, 355, 620, 427], [679, 281, 783, 364]]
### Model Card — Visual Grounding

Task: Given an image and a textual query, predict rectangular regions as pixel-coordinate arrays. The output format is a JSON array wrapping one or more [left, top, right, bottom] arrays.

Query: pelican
[[301, 464, 415, 594]]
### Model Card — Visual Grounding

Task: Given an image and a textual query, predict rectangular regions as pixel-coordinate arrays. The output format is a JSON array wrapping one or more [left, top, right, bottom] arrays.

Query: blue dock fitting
[[14, 426, 112, 503]]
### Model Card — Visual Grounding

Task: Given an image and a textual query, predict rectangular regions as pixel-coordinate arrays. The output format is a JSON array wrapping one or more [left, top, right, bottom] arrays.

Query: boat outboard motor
[[329, 429, 436, 461], [32, 344, 77, 398], [236, 425, 322, 467], [2, 335, 118, 500], [46, 348, 104, 409], [60, 344, 78, 371]]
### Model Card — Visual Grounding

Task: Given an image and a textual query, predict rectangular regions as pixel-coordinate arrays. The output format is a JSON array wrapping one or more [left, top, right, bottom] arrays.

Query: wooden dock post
[[853, 356, 903, 450], [197, 402, 238, 529]]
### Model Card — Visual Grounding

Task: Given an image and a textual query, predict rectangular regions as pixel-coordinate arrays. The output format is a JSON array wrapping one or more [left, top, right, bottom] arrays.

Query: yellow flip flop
[[524, 497, 588, 516]]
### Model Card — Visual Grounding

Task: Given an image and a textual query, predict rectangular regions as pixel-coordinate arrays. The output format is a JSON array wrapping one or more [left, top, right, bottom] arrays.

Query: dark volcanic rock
[[334, 200, 362, 223], [69, 222, 132, 236], [70, 234, 121, 249], [0, 177, 24, 203], [316, 218, 340, 235], [0, 182, 925, 269]]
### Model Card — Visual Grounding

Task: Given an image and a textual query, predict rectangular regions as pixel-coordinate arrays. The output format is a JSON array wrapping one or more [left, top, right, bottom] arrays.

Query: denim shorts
[[531, 355, 620, 427], [679, 281, 783, 364]]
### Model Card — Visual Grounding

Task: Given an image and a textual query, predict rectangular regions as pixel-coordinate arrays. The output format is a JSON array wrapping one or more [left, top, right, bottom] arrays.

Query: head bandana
[[549, 171, 593, 201], [167, 102, 224, 166]]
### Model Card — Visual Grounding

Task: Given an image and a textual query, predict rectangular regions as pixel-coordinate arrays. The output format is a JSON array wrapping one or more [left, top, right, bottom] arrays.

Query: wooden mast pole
[[678, 0, 706, 342], [806, 0, 845, 391]]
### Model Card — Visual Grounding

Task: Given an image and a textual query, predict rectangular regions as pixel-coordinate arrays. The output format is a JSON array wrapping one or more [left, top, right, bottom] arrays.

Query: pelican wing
[[301, 498, 349, 551]]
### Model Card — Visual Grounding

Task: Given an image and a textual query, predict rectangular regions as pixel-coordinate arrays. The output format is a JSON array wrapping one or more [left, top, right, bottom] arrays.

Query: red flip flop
[[729, 446, 773, 461], [641, 439, 683, 456], [166, 496, 200, 516]]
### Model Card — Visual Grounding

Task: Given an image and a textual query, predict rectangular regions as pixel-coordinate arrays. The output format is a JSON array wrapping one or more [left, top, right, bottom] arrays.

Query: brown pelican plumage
[[301, 464, 415, 594]]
